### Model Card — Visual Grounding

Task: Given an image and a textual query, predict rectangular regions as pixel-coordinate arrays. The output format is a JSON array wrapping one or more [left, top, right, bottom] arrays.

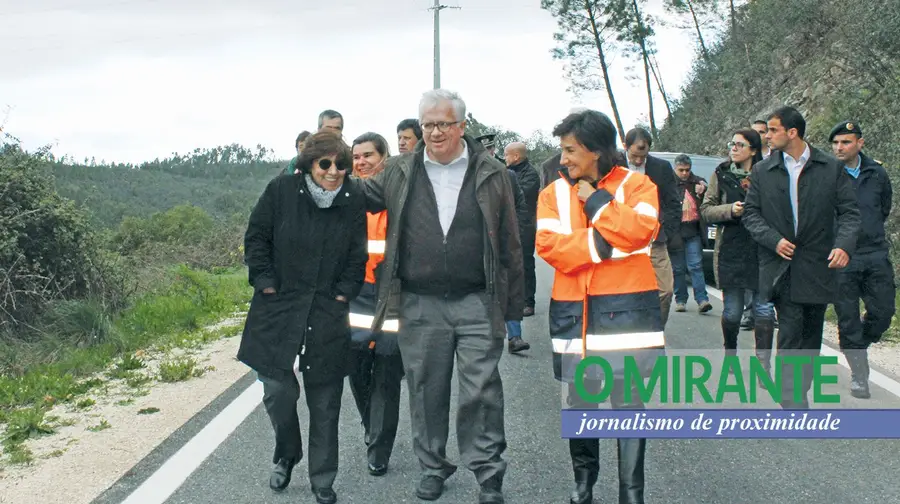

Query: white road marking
[[120, 379, 264, 504], [705, 285, 900, 399]]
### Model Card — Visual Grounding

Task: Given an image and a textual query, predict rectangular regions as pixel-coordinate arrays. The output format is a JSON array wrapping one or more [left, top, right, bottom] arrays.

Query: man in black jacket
[[504, 142, 541, 317], [829, 120, 895, 399], [743, 106, 861, 409], [624, 128, 684, 327]]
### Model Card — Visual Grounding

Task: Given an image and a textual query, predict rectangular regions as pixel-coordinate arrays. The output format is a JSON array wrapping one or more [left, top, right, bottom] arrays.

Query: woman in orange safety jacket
[[348, 133, 404, 477], [536, 110, 663, 504]]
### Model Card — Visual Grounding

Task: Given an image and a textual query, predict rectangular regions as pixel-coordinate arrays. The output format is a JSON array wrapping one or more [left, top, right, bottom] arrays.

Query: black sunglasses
[[316, 158, 346, 172]]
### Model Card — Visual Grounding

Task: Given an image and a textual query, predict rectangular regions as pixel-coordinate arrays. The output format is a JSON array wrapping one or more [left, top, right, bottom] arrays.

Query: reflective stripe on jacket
[[535, 166, 665, 382], [350, 211, 399, 352]]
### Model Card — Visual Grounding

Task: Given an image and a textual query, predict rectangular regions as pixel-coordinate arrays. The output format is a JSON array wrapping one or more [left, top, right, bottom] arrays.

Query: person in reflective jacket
[[347, 132, 405, 477], [536, 109, 662, 504]]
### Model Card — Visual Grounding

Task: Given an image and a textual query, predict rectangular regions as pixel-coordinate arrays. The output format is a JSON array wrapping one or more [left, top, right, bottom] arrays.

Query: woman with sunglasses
[[345, 132, 405, 478], [238, 131, 368, 504], [700, 129, 776, 374]]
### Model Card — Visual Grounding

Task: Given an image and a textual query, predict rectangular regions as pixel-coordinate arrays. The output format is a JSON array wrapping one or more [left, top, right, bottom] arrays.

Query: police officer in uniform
[[829, 120, 896, 399]]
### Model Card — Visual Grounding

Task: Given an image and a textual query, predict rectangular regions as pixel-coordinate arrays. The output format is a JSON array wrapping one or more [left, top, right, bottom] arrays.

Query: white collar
[[783, 143, 810, 166], [424, 139, 469, 167]]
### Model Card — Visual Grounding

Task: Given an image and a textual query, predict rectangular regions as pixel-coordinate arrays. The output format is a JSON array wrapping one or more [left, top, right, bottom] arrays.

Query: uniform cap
[[475, 133, 497, 148], [829, 121, 862, 142]]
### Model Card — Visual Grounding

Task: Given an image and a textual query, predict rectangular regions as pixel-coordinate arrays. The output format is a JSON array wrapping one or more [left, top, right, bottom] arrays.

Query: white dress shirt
[[782, 143, 810, 235], [423, 140, 469, 236]]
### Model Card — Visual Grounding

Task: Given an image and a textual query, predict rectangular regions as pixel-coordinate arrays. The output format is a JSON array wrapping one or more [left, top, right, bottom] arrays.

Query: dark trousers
[[259, 372, 343, 490], [771, 275, 827, 409], [398, 291, 506, 485], [834, 251, 897, 351], [348, 349, 404, 467], [522, 231, 537, 309]]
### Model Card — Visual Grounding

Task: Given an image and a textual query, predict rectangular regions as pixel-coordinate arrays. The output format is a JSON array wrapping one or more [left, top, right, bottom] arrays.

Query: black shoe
[[508, 337, 530, 354], [416, 475, 445, 501], [313, 487, 337, 504], [479, 475, 504, 503], [570, 468, 596, 504], [523, 306, 535, 317], [368, 462, 387, 476], [269, 458, 295, 492]]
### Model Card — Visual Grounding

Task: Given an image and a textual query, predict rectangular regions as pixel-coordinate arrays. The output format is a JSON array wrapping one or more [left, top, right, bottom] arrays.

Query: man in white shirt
[[742, 106, 860, 409]]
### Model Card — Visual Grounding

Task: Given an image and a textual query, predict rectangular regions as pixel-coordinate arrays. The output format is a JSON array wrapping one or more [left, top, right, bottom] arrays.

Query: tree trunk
[[631, 0, 657, 140], [649, 55, 673, 118], [686, 0, 710, 61], [584, 0, 626, 142], [730, 0, 737, 34]]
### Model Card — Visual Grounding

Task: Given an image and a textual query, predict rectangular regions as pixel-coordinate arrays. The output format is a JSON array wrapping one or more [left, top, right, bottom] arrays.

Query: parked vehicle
[[650, 151, 726, 286]]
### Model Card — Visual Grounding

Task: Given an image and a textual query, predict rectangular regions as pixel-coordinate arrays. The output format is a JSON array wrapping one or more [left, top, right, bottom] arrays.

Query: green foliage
[[657, 0, 900, 333], [0, 142, 111, 329]]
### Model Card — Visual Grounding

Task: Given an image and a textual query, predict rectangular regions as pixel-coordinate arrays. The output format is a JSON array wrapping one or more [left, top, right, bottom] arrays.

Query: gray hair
[[419, 89, 467, 122], [674, 154, 692, 167]]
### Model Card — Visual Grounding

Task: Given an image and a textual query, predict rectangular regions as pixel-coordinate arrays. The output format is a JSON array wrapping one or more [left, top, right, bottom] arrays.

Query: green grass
[[0, 264, 251, 463]]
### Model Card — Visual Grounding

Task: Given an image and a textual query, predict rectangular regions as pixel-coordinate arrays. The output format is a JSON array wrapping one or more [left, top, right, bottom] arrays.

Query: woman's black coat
[[237, 173, 368, 385]]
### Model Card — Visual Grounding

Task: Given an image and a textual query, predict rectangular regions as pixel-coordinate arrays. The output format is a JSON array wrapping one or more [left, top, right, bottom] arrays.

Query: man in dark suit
[[743, 106, 860, 409], [623, 128, 684, 327]]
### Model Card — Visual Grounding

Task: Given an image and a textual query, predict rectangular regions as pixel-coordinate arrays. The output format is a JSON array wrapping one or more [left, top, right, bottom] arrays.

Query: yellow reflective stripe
[[585, 331, 665, 351], [367, 240, 386, 254], [349, 312, 399, 333], [615, 170, 634, 203], [552, 338, 583, 355]]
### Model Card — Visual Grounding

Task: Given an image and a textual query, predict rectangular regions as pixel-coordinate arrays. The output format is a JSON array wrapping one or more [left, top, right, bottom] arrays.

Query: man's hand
[[695, 182, 706, 195], [262, 287, 276, 295], [577, 180, 596, 202], [731, 201, 744, 217], [335, 295, 348, 303], [775, 239, 795, 260], [828, 248, 849, 269]]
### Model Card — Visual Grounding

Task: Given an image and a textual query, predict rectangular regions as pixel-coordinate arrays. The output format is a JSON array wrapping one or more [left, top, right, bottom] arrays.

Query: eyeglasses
[[727, 141, 749, 150], [420, 121, 460, 133], [316, 158, 346, 171]]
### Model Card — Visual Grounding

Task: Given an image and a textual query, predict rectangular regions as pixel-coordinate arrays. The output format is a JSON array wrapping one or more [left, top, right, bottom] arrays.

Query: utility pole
[[430, 0, 460, 89]]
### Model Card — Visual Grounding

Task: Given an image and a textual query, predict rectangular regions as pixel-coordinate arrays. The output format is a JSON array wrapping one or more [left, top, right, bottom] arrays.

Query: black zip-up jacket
[[846, 152, 893, 255]]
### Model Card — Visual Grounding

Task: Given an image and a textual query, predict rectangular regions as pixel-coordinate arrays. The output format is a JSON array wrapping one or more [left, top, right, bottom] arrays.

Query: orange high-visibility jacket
[[349, 211, 399, 348], [536, 165, 665, 383]]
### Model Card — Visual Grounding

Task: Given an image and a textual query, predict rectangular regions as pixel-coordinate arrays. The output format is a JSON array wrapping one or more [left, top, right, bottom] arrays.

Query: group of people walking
[[235, 87, 894, 504]]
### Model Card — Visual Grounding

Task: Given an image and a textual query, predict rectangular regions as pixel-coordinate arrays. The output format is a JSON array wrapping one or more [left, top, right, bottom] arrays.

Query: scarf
[[304, 174, 342, 208], [725, 162, 752, 192]]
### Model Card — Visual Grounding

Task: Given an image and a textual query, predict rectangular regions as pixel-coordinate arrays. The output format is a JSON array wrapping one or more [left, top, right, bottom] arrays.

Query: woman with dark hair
[[700, 128, 776, 373], [346, 132, 405, 477], [537, 109, 662, 504], [238, 130, 368, 504]]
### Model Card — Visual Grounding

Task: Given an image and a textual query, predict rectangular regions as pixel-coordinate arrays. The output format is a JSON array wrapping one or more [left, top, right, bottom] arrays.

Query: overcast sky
[[1, 0, 713, 164]]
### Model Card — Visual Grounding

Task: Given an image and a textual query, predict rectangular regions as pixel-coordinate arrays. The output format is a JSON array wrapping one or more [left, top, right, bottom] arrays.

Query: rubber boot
[[753, 318, 775, 376], [617, 438, 646, 504], [846, 350, 871, 399], [722, 318, 740, 374], [570, 467, 597, 504]]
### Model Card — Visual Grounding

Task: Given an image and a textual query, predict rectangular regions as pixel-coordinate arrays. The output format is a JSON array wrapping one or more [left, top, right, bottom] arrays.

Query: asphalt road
[[94, 258, 900, 504]]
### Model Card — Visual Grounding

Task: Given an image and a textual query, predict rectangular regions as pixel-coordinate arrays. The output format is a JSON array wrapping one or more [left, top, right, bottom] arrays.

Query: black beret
[[829, 121, 862, 141]]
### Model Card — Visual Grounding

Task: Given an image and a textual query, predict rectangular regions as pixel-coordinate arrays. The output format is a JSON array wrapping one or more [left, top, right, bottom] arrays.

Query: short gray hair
[[419, 89, 467, 122]]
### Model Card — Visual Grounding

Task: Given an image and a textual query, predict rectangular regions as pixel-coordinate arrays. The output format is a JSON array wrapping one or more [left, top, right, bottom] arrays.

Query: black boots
[[568, 439, 646, 504], [754, 318, 775, 375], [845, 350, 871, 399], [570, 467, 597, 504], [617, 438, 646, 504]]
